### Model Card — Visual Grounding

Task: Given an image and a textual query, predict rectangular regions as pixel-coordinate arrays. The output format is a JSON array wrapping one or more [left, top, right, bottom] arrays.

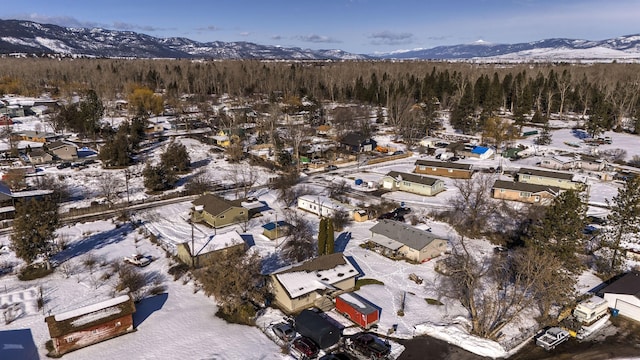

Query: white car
[[124, 254, 151, 267]]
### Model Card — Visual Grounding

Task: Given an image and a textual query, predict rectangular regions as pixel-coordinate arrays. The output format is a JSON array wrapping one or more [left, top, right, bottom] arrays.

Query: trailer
[[536, 327, 570, 350], [335, 293, 380, 329], [573, 296, 609, 324]]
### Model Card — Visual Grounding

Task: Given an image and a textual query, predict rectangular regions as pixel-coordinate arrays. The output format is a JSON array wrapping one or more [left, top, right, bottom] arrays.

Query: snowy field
[[0, 109, 639, 359]]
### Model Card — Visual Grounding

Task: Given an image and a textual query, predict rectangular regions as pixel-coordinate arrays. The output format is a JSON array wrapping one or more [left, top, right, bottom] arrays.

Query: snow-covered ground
[[1, 106, 638, 359]]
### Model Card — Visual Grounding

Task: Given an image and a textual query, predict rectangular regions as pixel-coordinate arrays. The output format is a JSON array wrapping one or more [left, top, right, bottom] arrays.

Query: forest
[[1, 58, 639, 140]]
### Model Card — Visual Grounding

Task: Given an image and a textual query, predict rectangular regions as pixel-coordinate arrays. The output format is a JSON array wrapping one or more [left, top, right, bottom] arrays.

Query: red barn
[[45, 295, 135, 356], [335, 293, 380, 329]]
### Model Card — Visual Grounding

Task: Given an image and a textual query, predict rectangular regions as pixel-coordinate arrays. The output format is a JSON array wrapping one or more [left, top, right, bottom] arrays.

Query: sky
[[1, 0, 639, 54]]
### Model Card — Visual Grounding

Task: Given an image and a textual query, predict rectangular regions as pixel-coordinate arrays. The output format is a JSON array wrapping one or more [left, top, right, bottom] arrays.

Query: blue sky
[[1, 0, 638, 54]]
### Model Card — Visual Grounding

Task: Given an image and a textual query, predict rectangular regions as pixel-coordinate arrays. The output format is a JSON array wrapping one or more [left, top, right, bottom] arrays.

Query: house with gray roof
[[382, 171, 445, 196], [515, 167, 586, 191], [492, 179, 562, 205], [369, 219, 448, 262]]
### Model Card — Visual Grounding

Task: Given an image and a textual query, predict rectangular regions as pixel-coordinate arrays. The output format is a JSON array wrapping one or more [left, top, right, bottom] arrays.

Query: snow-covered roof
[[273, 253, 359, 299], [298, 194, 356, 212], [53, 295, 131, 322], [190, 230, 245, 256]]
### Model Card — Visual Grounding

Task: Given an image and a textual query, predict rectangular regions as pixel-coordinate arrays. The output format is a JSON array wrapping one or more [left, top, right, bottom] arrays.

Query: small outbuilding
[[45, 295, 135, 356], [262, 220, 291, 240], [335, 293, 380, 329]]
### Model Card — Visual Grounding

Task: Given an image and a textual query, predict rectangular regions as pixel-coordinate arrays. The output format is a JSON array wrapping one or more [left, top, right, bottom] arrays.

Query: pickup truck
[[124, 254, 151, 267], [536, 327, 570, 350]]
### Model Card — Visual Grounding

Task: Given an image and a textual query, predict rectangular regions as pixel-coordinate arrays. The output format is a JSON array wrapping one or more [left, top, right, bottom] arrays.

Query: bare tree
[[96, 172, 124, 208], [448, 174, 498, 237], [438, 237, 572, 340], [227, 163, 259, 199], [281, 211, 315, 263]]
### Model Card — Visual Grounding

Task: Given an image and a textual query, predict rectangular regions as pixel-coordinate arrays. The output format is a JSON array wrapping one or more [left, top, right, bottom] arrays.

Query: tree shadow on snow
[[133, 293, 168, 328], [54, 223, 133, 262], [334, 231, 352, 253]]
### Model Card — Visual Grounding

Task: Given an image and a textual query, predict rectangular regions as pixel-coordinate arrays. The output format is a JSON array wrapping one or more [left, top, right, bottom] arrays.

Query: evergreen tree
[[326, 218, 335, 254], [604, 176, 640, 273], [318, 218, 327, 256], [527, 190, 587, 271], [535, 121, 552, 145], [143, 163, 177, 192], [161, 140, 190, 173], [10, 198, 60, 264]]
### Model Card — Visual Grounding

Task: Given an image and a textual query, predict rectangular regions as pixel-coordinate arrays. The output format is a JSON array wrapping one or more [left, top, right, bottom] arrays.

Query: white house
[[297, 195, 355, 218], [600, 271, 640, 323]]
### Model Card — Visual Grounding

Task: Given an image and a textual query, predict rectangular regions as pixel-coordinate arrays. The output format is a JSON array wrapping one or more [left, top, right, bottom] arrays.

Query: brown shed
[[414, 159, 473, 179], [45, 295, 135, 356]]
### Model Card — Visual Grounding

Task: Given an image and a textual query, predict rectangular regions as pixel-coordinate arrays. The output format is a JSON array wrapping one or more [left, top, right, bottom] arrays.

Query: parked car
[[292, 336, 319, 359], [447, 156, 460, 162], [393, 207, 411, 217], [56, 162, 71, 169], [392, 150, 404, 155], [347, 332, 391, 359], [272, 322, 296, 342], [325, 165, 338, 171], [123, 254, 151, 267]]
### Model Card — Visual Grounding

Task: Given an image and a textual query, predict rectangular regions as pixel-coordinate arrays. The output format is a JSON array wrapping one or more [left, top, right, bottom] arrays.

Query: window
[[500, 189, 505, 193], [239, 211, 244, 215], [534, 196, 540, 202], [519, 192, 531, 198], [432, 167, 437, 171], [448, 169, 453, 173], [115, 321, 121, 327], [66, 337, 74, 343], [419, 166, 425, 170], [219, 215, 225, 219]]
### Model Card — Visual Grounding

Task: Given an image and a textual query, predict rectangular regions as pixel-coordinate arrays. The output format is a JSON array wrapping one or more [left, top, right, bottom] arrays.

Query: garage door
[[615, 299, 640, 322]]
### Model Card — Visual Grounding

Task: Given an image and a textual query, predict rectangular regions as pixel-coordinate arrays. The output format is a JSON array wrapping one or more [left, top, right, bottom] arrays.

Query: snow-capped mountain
[[1, 19, 640, 62], [0, 19, 370, 60], [378, 36, 640, 62]]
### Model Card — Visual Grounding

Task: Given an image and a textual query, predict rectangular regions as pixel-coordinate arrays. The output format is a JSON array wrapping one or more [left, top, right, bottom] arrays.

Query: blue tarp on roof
[[262, 220, 288, 231], [471, 146, 490, 154]]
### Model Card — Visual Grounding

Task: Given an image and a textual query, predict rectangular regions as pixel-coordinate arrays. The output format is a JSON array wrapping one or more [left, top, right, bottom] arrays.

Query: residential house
[[190, 194, 248, 228], [492, 180, 562, 205], [15, 130, 61, 143], [516, 167, 585, 191], [418, 137, 441, 148], [270, 253, 359, 313], [539, 155, 576, 170], [577, 155, 607, 172], [382, 171, 445, 196], [297, 195, 356, 218], [316, 124, 334, 137], [27, 148, 53, 164], [176, 230, 248, 268], [45, 295, 135, 356], [262, 220, 291, 240], [369, 219, 448, 262], [338, 132, 377, 153], [414, 159, 474, 179], [354, 210, 369, 222], [468, 146, 494, 160], [599, 271, 640, 323], [47, 141, 78, 161]]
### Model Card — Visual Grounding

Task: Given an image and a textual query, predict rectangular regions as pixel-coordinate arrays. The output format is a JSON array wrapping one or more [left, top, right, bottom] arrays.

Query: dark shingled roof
[[517, 167, 574, 181], [386, 171, 441, 186], [600, 271, 640, 298], [192, 193, 243, 216], [414, 159, 473, 171], [279, 252, 347, 274], [492, 179, 561, 195]]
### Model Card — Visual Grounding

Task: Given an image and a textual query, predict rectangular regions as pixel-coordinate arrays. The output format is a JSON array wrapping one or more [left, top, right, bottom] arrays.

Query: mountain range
[[1, 19, 640, 62]]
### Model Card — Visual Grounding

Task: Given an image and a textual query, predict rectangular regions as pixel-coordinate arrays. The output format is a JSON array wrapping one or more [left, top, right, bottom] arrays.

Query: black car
[[393, 207, 411, 216], [347, 332, 391, 359], [56, 162, 71, 169]]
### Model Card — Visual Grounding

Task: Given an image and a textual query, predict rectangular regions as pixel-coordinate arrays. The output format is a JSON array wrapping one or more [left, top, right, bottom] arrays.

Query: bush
[[168, 262, 189, 281], [425, 298, 444, 306], [18, 263, 53, 281], [355, 278, 384, 290], [215, 302, 257, 325], [116, 265, 147, 301]]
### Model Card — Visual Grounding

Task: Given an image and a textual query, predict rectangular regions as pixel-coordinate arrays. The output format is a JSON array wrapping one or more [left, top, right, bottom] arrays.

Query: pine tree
[[326, 218, 335, 254], [10, 198, 60, 264], [527, 190, 587, 271], [605, 176, 640, 272], [535, 121, 552, 145], [317, 218, 327, 256], [161, 140, 190, 173]]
